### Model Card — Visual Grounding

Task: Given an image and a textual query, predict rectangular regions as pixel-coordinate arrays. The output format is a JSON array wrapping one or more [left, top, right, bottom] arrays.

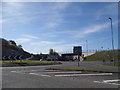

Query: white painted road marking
[[29, 73, 40, 75], [41, 75, 51, 77], [55, 73, 113, 77], [45, 71, 82, 74], [94, 79, 120, 86], [29, 73, 51, 77], [103, 79, 120, 83], [11, 71, 17, 73]]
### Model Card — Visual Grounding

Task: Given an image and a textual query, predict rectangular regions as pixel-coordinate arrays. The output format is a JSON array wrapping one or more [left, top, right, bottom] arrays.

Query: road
[[2, 61, 119, 88]]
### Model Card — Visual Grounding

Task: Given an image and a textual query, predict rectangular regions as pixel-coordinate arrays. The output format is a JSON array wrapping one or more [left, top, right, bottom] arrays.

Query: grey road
[[2, 61, 119, 88]]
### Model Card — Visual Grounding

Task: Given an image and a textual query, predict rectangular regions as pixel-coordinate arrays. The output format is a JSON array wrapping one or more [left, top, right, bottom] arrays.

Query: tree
[[9, 40, 17, 46], [1, 38, 9, 45], [18, 44, 22, 49]]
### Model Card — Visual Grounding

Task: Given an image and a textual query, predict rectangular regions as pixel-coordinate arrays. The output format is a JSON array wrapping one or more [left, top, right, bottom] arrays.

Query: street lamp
[[86, 40, 88, 59], [108, 17, 115, 66]]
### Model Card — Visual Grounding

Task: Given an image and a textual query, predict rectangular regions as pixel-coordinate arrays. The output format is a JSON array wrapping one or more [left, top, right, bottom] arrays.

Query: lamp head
[[109, 17, 112, 20]]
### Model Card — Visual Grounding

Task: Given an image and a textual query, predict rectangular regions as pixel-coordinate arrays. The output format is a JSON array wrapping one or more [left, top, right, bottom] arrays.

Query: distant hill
[[0, 38, 31, 60], [86, 49, 120, 62]]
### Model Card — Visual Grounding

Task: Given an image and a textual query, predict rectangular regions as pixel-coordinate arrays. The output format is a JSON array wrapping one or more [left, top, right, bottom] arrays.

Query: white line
[[103, 79, 120, 83], [46, 71, 82, 74], [31, 70, 38, 71], [29, 73, 40, 75], [11, 71, 17, 73], [107, 83, 120, 86], [94, 80, 120, 86], [41, 75, 51, 77], [55, 73, 113, 77], [11, 71, 26, 74], [29, 73, 51, 77]]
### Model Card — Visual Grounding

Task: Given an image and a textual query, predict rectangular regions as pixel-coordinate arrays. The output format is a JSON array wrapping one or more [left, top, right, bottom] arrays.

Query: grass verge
[[48, 66, 119, 73], [0, 60, 62, 67], [102, 62, 120, 67]]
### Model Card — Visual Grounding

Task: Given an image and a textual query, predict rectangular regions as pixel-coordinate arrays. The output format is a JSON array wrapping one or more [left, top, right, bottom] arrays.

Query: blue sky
[[1, 2, 118, 54]]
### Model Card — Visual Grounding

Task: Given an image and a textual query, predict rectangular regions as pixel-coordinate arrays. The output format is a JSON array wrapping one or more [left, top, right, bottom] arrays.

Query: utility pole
[[78, 54, 79, 67], [108, 17, 115, 66]]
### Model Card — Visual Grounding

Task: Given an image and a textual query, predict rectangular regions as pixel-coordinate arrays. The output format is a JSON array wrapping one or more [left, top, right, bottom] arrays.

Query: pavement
[[1, 61, 120, 88]]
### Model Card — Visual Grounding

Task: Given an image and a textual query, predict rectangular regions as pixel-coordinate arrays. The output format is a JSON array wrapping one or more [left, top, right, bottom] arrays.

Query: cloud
[[2, 2, 70, 27], [83, 23, 109, 34], [2, 2, 38, 24], [74, 22, 110, 38], [14, 38, 31, 43], [3, 2, 23, 17], [30, 40, 64, 46], [96, 3, 118, 20], [41, 22, 110, 39], [39, 3, 70, 29], [0, 20, 3, 24], [21, 34, 39, 39], [31, 41, 55, 46], [13, 34, 39, 44]]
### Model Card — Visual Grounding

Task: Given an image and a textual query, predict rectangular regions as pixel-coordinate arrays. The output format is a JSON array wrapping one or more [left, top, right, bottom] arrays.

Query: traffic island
[[47, 66, 119, 73]]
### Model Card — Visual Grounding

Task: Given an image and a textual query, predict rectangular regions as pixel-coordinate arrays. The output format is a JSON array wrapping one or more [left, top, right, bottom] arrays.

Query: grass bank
[[1, 60, 62, 67], [85, 49, 120, 62], [48, 66, 119, 73]]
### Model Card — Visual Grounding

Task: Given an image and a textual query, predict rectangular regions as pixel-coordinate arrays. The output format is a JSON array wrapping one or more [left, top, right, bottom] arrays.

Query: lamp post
[[86, 40, 88, 59], [108, 17, 115, 66]]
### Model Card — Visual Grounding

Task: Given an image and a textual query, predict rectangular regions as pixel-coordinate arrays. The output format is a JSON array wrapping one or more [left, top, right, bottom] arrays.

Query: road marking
[[45, 71, 82, 74], [55, 73, 113, 77], [41, 75, 51, 77], [31, 70, 39, 71], [94, 79, 120, 86], [29, 73, 40, 75], [103, 79, 120, 83], [11, 71, 26, 74], [29, 73, 51, 77], [11, 71, 17, 73]]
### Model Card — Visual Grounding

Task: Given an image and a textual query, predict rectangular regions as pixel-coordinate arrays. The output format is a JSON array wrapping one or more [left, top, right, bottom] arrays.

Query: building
[[47, 55, 58, 61], [61, 46, 83, 61]]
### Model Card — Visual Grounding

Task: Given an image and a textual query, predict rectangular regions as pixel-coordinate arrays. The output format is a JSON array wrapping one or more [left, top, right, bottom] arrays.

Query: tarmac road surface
[[2, 61, 119, 88]]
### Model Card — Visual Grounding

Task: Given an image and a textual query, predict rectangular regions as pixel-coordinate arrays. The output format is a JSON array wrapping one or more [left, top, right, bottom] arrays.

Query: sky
[[1, 1, 118, 54]]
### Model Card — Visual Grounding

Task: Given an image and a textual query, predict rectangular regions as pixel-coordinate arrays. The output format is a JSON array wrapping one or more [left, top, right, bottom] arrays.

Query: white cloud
[[30, 40, 64, 46], [14, 38, 31, 43], [3, 2, 23, 17], [83, 23, 109, 34], [22, 34, 39, 39], [13, 34, 39, 44], [31, 41, 55, 46], [41, 3, 70, 29], [0, 20, 3, 24], [68, 22, 110, 38], [41, 22, 110, 39]]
